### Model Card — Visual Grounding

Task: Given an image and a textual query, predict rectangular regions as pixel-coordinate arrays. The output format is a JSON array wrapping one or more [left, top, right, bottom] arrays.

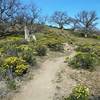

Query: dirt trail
[[12, 44, 76, 100]]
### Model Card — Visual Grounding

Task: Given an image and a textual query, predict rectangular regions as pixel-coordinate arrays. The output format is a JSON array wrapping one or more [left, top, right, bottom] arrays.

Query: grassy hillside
[[0, 28, 100, 99]]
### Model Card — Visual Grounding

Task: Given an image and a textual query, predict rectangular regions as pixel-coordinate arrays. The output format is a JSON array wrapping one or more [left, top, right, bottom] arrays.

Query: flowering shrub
[[15, 64, 28, 76], [72, 85, 89, 99], [65, 85, 90, 100], [2, 57, 28, 76]]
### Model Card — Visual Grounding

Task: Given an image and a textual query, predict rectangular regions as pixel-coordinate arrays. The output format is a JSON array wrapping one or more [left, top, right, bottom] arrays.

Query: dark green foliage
[[36, 33, 66, 45], [14, 39, 28, 45], [16, 44, 37, 66], [76, 45, 93, 52], [69, 52, 97, 70], [76, 44, 100, 61], [93, 46, 100, 58], [48, 41, 64, 52], [6, 80, 17, 90], [47, 40, 64, 51], [20, 51, 36, 66], [72, 32, 86, 37], [5, 45, 18, 56], [35, 45, 47, 56]]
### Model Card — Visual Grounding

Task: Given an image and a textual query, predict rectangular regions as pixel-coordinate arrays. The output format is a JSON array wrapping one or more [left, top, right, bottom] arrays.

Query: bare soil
[[12, 44, 76, 100]]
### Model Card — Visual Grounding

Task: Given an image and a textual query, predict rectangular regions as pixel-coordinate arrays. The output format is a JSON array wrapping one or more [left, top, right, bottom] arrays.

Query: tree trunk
[[85, 34, 88, 38], [24, 26, 30, 41], [32, 34, 36, 41], [59, 25, 63, 29]]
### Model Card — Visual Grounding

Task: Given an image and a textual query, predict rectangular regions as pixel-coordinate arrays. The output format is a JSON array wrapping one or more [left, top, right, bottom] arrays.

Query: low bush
[[76, 44, 100, 61], [64, 84, 90, 100], [15, 64, 28, 76], [76, 45, 93, 53], [0, 41, 21, 57], [69, 52, 97, 70], [35, 45, 47, 56], [88, 34, 100, 40], [16, 44, 36, 66], [6, 80, 17, 90], [36, 33, 66, 46], [17, 45, 32, 52], [48, 41, 64, 52], [1, 57, 29, 76], [20, 51, 36, 66], [14, 39, 28, 45], [93, 46, 100, 58], [5, 45, 18, 56]]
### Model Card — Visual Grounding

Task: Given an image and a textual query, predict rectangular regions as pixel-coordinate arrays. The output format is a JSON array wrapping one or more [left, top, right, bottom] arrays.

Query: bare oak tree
[[30, 3, 40, 24], [0, 0, 20, 35], [69, 17, 79, 31], [38, 15, 48, 25], [15, 4, 30, 25], [76, 11, 98, 36], [0, 0, 20, 23], [51, 11, 69, 29], [0, 0, 8, 22]]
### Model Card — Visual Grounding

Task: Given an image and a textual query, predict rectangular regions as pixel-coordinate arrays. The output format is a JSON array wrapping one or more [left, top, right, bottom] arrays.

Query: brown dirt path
[[12, 44, 76, 100]]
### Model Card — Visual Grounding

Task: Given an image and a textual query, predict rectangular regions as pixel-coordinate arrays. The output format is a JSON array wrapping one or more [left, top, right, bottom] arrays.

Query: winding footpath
[[12, 44, 76, 100]]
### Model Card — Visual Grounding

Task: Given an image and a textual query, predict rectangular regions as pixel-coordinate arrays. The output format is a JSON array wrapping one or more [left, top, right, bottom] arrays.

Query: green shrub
[[0, 66, 6, 80], [0, 39, 28, 57], [93, 46, 100, 58], [69, 52, 97, 70], [76, 44, 100, 64], [89, 34, 100, 40], [0, 48, 4, 54], [16, 44, 36, 66], [15, 64, 28, 76], [20, 51, 36, 66], [76, 45, 93, 52], [65, 85, 90, 100], [48, 41, 64, 52], [6, 80, 17, 90], [2, 57, 29, 76], [5, 37, 27, 46], [97, 36, 100, 40], [36, 33, 66, 46], [35, 45, 47, 56], [5, 45, 18, 56], [13, 39, 28, 45], [17, 45, 32, 52]]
